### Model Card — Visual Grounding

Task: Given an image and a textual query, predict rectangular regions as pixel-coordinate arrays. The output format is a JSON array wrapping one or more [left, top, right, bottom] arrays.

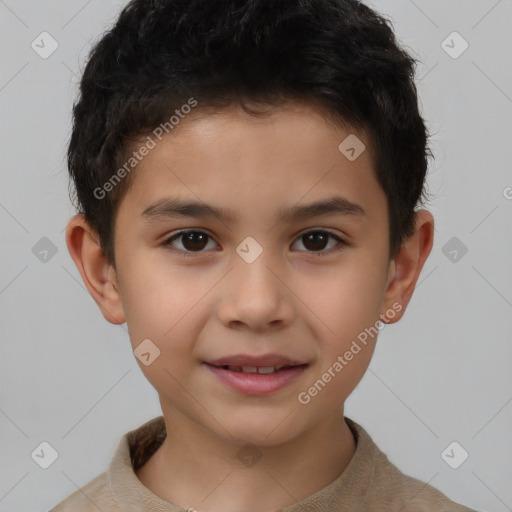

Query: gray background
[[0, 0, 511, 511]]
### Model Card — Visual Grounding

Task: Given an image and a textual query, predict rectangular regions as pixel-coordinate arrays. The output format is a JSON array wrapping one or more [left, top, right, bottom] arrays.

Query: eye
[[162, 230, 219, 257], [291, 229, 346, 256], [161, 228, 347, 258]]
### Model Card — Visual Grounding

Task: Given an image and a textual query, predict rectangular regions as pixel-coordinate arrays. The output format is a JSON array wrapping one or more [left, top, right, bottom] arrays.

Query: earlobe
[[381, 210, 434, 324], [65, 214, 126, 325]]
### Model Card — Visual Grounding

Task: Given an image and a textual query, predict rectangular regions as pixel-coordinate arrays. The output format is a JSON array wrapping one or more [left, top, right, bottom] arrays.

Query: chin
[[214, 411, 306, 448]]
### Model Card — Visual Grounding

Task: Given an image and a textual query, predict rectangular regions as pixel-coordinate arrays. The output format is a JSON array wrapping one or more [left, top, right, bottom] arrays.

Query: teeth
[[225, 365, 290, 374], [257, 366, 276, 374]]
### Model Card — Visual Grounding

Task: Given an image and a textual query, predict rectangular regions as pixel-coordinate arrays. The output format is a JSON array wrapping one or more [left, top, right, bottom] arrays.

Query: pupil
[[303, 232, 327, 251]]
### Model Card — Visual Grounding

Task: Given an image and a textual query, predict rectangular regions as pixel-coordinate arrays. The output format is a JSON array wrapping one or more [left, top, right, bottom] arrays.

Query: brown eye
[[163, 230, 218, 256], [291, 230, 345, 255]]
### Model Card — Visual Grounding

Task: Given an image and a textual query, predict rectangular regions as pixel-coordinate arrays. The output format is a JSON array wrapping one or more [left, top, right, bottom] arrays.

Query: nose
[[216, 251, 295, 332]]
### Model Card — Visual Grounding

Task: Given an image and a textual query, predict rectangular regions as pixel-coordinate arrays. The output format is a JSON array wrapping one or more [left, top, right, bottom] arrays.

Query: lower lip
[[204, 363, 308, 395]]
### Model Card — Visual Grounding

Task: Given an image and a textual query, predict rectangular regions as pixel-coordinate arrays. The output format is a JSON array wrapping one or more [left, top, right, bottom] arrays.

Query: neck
[[136, 406, 356, 512]]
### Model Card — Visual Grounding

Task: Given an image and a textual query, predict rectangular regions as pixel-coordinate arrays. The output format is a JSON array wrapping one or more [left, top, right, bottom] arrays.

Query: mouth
[[204, 353, 308, 369], [203, 356, 309, 395], [206, 363, 308, 374]]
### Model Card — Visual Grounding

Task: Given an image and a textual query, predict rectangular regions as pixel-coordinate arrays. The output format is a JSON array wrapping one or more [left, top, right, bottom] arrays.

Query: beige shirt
[[50, 416, 475, 511]]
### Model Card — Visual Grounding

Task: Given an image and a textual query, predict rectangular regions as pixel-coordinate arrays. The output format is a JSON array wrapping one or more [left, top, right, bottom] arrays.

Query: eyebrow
[[141, 195, 367, 224]]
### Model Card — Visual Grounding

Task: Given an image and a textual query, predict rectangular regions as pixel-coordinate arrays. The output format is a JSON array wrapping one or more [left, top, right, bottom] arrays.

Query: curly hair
[[67, 0, 433, 268]]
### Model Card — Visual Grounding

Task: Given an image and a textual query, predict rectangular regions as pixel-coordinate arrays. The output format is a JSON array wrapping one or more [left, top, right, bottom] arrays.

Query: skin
[[66, 102, 434, 512]]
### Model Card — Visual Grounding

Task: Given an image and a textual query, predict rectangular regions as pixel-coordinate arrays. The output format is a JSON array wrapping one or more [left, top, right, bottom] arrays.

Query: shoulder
[[373, 468, 476, 511], [346, 418, 476, 511], [49, 416, 167, 512], [49, 471, 117, 512]]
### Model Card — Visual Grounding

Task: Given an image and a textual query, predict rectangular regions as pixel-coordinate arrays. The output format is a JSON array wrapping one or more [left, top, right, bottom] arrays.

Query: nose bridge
[[232, 239, 282, 300], [217, 239, 293, 329]]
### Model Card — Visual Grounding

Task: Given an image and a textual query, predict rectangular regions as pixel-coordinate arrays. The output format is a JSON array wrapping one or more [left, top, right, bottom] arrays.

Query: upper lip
[[205, 353, 308, 368]]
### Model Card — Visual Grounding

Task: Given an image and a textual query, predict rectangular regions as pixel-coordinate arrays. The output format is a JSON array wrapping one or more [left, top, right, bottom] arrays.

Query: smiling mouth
[[210, 363, 308, 374], [203, 362, 309, 395]]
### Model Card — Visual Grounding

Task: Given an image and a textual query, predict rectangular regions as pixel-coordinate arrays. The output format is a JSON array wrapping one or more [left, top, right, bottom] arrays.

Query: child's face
[[73, 102, 430, 446]]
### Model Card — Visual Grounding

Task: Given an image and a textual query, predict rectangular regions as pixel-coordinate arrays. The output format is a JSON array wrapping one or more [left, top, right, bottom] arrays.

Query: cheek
[[297, 258, 386, 340], [120, 268, 208, 394], [118, 256, 210, 351], [299, 272, 382, 409]]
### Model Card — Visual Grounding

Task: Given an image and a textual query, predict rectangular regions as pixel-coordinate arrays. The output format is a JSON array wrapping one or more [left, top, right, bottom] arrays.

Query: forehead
[[117, 102, 386, 226]]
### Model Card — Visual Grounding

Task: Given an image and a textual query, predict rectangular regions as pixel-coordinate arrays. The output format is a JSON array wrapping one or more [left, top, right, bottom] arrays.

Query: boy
[[51, 0, 475, 510]]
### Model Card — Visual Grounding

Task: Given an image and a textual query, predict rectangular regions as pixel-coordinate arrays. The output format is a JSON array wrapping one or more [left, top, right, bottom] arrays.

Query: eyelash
[[161, 229, 347, 258]]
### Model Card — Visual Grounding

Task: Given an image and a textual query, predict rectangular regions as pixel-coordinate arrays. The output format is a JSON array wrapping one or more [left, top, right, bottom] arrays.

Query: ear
[[380, 210, 434, 324], [65, 214, 126, 324]]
